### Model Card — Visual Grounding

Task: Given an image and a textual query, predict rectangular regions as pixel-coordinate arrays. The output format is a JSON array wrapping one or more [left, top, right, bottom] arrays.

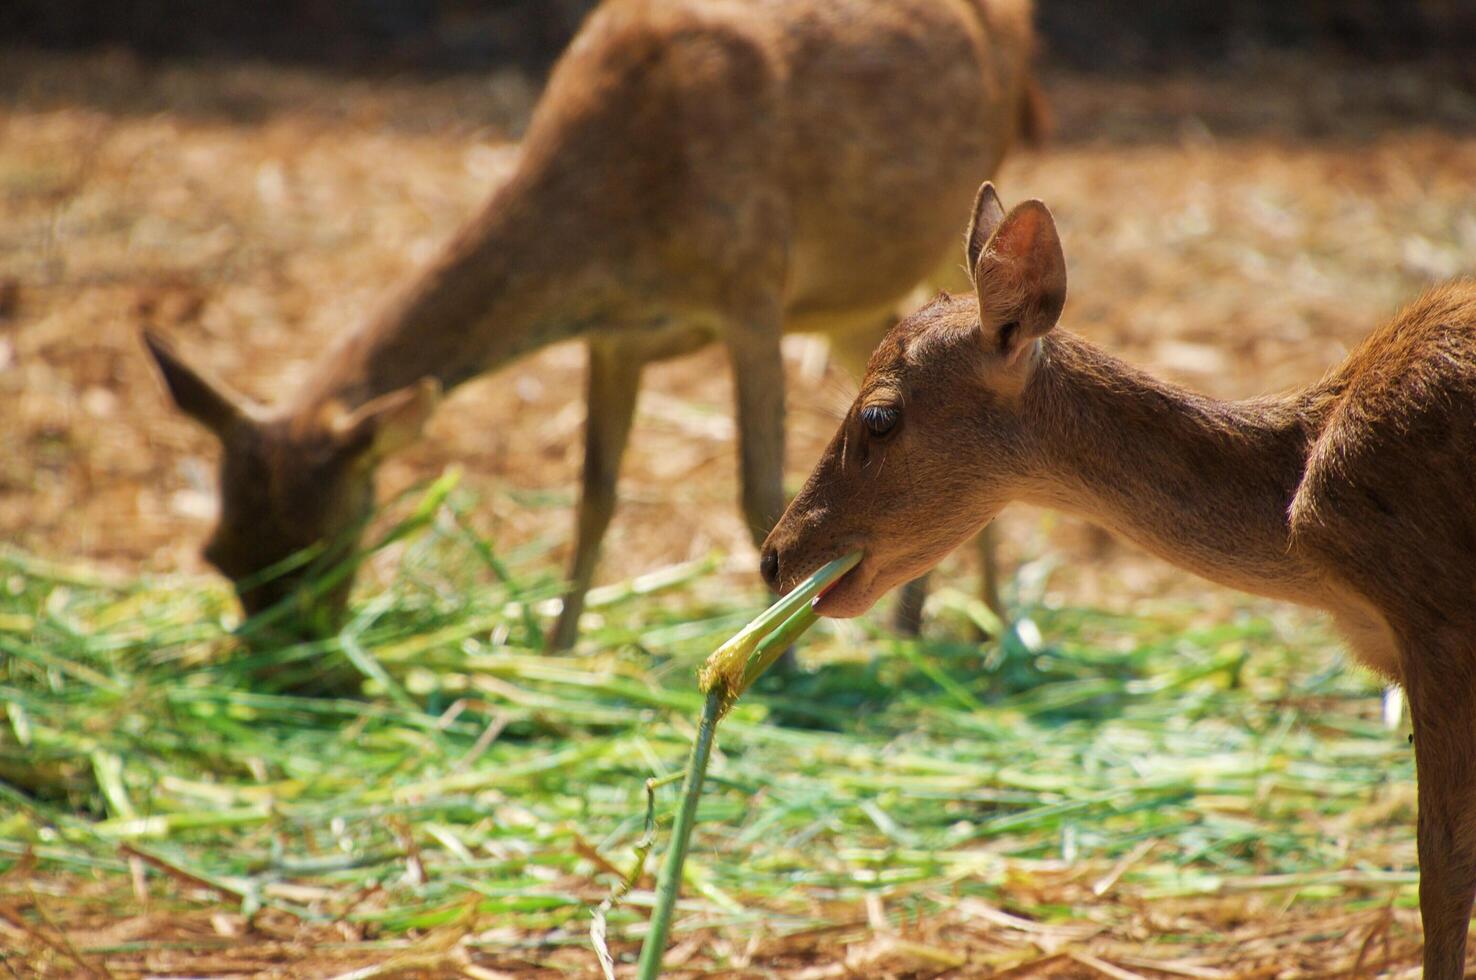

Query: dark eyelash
[[861, 405, 900, 436]]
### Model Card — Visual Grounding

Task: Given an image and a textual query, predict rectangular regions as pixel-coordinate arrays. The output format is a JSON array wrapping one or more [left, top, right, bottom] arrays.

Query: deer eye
[[860, 404, 900, 438]]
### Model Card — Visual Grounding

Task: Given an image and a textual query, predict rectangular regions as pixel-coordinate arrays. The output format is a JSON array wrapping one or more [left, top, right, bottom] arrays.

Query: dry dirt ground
[[2, 49, 1474, 618], [0, 888, 1442, 979], [2, 46, 1476, 977]]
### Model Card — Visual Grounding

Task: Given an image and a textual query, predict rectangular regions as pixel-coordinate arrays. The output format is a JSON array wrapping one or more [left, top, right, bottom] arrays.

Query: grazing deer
[[145, 0, 1042, 650], [760, 182, 1476, 976]]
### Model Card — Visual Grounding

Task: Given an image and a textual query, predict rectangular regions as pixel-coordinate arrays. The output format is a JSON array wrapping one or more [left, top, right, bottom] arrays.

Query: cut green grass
[[0, 475, 1414, 975]]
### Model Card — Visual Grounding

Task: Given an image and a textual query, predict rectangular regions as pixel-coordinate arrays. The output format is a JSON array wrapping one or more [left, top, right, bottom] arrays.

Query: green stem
[[631, 551, 861, 976], [698, 552, 860, 704], [635, 686, 725, 980], [741, 604, 818, 691]]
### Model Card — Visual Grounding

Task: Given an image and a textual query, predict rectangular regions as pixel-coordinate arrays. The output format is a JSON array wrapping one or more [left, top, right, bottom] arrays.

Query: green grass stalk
[[633, 552, 861, 978], [698, 552, 861, 713], [634, 687, 724, 980]]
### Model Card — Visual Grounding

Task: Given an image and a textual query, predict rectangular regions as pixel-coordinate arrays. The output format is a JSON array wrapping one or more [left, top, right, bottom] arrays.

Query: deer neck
[[287, 163, 608, 420], [1017, 332, 1329, 604]]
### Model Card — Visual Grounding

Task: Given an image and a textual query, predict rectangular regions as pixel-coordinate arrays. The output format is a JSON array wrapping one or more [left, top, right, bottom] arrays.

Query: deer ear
[[973, 199, 1067, 363], [332, 378, 441, 463], [964, 181, 1006, 275], [142, 329, 252, 437]]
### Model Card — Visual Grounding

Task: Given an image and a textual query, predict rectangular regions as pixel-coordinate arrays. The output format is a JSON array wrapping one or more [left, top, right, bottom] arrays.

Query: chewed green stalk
[[697, 552, 861, 712], [633, 688, 723, 980], [632, 552, 861, 979], [741, 604, 818, 692]]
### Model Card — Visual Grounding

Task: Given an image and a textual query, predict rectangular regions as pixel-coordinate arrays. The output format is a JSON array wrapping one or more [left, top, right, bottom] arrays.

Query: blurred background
[[2, 2, 1475, 976], [5, 0, 1476, 70], [2, 0, 1474, 611]]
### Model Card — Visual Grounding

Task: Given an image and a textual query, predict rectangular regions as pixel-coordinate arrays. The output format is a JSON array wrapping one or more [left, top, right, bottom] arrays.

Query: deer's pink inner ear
[[975, 200, 1067, 345], [998, 202, 1063, 274]]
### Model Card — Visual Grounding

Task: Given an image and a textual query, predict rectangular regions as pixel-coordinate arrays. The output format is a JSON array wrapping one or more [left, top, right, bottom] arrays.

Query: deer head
[[759, 183, 1067, 617], [143, 332, 439, 633]]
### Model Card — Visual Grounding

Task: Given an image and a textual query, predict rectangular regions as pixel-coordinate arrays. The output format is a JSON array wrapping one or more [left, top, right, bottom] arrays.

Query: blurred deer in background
[[761, 182, 1476, 977], [146, 0, 1045, 651]]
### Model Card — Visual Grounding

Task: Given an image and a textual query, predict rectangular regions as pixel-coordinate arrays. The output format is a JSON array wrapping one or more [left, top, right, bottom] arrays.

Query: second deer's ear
[[332, 378, 442, 463], [143, 329, 253, 437], [965, 182, 1007, 274], [973, 199, 1067, 362]]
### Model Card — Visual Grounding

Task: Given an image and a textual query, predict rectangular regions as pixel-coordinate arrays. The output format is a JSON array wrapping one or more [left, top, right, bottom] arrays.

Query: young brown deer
[[145, 0, 1041, 649], [760, 182, 1476, 976]]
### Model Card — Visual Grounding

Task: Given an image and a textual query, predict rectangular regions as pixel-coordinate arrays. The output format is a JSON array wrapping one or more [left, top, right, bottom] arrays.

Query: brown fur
[[763, 183, 1476, 977], [144, 0, 1041, 647]]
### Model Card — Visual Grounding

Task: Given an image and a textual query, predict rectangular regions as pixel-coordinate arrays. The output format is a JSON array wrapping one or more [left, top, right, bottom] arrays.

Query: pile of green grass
[[0, 478, 1415, 970]]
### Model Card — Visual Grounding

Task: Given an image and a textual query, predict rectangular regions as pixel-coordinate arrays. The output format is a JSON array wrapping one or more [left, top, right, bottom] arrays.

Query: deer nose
[[759, 547, 780, 592]]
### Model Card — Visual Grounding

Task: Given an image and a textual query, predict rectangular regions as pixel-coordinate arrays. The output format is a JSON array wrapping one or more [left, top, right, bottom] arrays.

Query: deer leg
[[725, 304, 787, 548], [973, 522, 1006, 640], [892, 576, 930, 635], [725, 300, 803, 671], [549, 341, 644, 652], [1404, 646, 1476, 978], [890, 527, 1006, 639]]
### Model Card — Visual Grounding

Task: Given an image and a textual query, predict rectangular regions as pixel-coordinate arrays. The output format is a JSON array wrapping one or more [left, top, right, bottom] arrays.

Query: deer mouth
[[811, 557, 880, 618]]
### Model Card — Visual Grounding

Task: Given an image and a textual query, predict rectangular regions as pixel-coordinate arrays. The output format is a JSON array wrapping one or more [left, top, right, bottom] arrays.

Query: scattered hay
[[0, 498, 1437, 975]]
